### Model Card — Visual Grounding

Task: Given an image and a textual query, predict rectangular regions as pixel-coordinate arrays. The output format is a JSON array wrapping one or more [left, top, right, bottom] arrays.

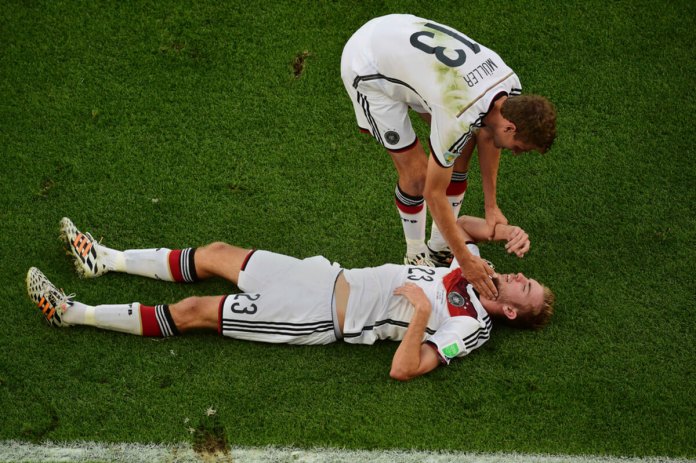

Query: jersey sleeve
[[425, 315, 489, 365]]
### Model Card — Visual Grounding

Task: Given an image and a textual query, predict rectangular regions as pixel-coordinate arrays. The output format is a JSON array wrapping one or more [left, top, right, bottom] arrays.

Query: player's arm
[[423, 156, 497, 299], [390, 283, 440, 381], [456, 215, 531, 257], [475, 129, 508, 237]]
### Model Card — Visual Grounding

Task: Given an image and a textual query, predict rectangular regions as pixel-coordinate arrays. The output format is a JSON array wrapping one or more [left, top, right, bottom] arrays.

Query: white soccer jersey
[[223, 246, 492, 364], [342, 244, 492, 364], [341, 14, 522, 166]]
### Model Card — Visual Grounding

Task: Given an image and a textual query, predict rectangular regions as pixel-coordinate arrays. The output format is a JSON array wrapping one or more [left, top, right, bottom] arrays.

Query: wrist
[[495, 223, 510, 240]]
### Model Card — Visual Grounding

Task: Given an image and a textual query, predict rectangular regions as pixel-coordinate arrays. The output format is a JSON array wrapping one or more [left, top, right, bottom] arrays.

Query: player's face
[[495, 273, 544, 314], [492, 127, 535, 155]]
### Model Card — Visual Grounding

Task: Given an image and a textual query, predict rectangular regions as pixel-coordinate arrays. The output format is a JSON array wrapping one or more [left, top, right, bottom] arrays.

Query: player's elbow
[[422, 185, 438, 203], [422, 182, 449, 209], [389, 366, 416, 382]]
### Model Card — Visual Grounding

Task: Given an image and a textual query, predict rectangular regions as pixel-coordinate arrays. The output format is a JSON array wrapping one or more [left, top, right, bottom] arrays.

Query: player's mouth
[[491, 274, 512, 291]]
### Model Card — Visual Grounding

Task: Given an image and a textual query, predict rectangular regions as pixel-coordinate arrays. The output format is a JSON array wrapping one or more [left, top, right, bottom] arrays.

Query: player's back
[[363, 14, 514, 112]]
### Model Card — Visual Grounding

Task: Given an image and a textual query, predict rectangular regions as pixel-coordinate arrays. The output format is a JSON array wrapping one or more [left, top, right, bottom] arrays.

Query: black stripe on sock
[[187, 248, 198, 282], [159, 304, 179, 336]]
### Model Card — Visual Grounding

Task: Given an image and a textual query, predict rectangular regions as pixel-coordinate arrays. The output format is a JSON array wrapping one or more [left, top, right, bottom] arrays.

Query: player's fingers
[[508, 232, 527, 253], [504, 230, 515, 251], [516, 240, 530, 257], [393, 283, 415, 295], [508, 229, 528, 251], [474, 277, 497, 300]]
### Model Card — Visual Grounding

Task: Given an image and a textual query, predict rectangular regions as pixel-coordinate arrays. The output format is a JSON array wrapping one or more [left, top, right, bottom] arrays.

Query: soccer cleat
[[427, 243, 454, 268], [403, 252, 435, 267], [26, 267, 73, 327], [60, 217, 108, 278]]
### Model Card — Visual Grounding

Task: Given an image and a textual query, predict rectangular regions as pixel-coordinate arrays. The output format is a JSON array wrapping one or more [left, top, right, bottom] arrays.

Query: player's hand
[[505, 226, 530, 258], [394, 283, 432, 314], [461, 255, 497, 299], [485, 205, 508, 240]]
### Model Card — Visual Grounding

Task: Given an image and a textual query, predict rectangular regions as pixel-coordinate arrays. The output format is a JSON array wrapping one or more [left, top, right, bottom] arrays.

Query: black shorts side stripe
[[342, 318, 436, 339]]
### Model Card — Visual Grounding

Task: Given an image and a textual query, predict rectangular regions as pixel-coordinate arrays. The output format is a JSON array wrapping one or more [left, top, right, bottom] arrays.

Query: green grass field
[[1, 0, 694, 460]]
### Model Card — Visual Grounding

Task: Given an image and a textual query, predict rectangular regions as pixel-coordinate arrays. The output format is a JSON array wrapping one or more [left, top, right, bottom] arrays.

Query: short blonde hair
[[507, 285, 555, 330]]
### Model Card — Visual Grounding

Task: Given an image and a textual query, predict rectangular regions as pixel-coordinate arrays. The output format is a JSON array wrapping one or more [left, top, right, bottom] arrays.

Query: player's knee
[[170, 296, 205, 331], [195, 242, 238, 276], [200, 241, 234, 257], [398, 172, 427, 196]]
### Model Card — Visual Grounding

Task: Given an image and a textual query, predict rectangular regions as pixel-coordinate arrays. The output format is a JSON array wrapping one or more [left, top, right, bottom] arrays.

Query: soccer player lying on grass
[[27, 217, 554, 381]]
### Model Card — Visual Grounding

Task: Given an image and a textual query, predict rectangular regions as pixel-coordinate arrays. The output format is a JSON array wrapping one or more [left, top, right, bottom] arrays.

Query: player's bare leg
[[389, 139, 432, 265], [428, 140, 475, 266], [61, 218, 254, 285], [192, 242, 251, 284], [168, 296, 222, 332]]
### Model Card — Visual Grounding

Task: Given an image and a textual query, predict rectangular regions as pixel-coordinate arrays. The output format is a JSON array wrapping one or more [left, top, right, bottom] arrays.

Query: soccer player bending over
[[341, 14, 557, 302], [27, 217, 554, 381]]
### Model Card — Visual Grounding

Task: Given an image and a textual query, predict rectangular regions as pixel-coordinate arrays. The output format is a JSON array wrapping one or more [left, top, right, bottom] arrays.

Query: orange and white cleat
[[26, 267, 73, 327], [59, 217, 108, 278]]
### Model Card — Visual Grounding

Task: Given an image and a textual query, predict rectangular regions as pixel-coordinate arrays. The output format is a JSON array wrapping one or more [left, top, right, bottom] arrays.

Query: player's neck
[[483, 97, 506, 128]]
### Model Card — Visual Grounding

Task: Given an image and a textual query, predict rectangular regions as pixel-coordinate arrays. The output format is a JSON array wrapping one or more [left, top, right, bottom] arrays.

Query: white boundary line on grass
[[1, 441, 693, 463]]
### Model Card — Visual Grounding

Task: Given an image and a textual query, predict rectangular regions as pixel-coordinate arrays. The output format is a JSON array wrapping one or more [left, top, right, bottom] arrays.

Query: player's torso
[[341, 264, 454, 343], [385, 265, 452, 338]]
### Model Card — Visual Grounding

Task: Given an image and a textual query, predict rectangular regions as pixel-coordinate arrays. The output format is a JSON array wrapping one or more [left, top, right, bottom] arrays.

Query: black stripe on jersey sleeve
[[461, 316, 492, 348]]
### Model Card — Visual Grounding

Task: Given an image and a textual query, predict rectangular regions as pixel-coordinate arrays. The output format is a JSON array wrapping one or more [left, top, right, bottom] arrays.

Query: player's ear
[[503, 121, 517, 133], [503, 305, 518, 320]]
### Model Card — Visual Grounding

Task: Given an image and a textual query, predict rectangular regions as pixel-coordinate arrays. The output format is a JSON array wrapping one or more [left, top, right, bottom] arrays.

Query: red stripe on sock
[[168, 249, 184, 282], [446, 179, 468, 196], [140, 305, 163, 337], [395, 198, 424, 214]]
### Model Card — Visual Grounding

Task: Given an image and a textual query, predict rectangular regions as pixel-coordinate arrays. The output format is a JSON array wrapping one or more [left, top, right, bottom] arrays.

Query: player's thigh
[[237, 250, 302, 293], [359, 92, 417, 151]]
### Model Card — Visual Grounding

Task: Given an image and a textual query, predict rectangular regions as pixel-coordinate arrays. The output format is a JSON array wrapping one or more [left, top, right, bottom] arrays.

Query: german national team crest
[[385, 131, 400, 145], [447, 291, 465, 307]]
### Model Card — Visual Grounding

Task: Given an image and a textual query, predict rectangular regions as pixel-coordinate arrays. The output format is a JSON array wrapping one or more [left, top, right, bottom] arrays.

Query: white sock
[[63, 301, 178, 337], [395, 185, 427, 256], [121, 248, 175, 281], [428, 193, 465, 251], [101, 246, 197, 283], [63, 301, 142, 335]]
